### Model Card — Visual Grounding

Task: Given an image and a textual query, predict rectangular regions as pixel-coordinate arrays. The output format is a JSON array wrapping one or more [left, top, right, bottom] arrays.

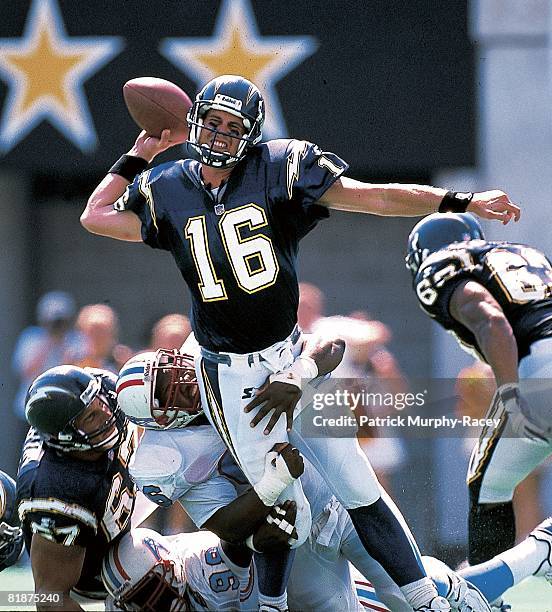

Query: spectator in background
[[75, 303, 133, 373], [297, 282, 324, 333], [298, 283, 407, 493], [149, 313, 191, 351], [12, 291, 85, 419]]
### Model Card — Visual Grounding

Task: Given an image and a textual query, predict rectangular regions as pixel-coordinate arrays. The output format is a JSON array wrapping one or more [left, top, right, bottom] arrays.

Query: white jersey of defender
[[169, 531, 257, 611], [130, 423, 398, 611]]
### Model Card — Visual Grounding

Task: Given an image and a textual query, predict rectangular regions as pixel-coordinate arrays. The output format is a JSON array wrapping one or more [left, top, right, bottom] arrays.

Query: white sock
[[258, 593, 288, 611], [400, 576, 439, 608], [496, 536, 549, 583]]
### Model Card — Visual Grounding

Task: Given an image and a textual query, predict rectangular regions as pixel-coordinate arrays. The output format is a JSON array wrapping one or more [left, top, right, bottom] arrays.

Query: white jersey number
[[101, 429, 136, 540], [486, 247, 552, 303], [185, 204, 279, 301]]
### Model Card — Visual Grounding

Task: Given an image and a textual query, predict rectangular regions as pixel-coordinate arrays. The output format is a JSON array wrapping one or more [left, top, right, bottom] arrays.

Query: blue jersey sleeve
[[266, 139, 348, 238]]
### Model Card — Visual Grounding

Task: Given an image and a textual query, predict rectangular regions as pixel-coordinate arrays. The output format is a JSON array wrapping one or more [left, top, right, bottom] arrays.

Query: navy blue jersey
[[117, 139, 348, 352], [16, 426, 138, 597], [414, 240, 552, 360]]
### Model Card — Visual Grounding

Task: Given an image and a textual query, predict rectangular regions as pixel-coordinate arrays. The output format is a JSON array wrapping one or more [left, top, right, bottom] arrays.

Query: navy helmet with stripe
[[186, 74, 264, 168], [25, 366, 125, 452], [405, 212, 484, 275]]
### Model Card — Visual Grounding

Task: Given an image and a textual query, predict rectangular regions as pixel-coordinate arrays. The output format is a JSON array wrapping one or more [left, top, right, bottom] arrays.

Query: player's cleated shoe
[[529, 517, 552, 583], [414, 596, 451, 611], [444, 570, 491, 612]]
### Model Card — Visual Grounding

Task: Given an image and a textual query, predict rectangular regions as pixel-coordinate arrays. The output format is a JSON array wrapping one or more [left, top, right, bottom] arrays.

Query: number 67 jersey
[[414, 240, 552, 360], [16, 426, 139, 598]]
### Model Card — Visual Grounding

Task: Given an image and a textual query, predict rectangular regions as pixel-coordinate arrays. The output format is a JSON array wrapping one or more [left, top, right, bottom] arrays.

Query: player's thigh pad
[[468, 422, 552, 503], [289, 430, 381, 507]]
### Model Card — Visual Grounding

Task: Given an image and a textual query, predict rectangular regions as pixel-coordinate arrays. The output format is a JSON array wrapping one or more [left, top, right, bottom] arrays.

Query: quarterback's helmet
[[102, 528, 188, 611], [0, 470, 24, 571], [117, 350, 202, 430], [187, 74, 264, 167], [25, 366, 124, 452], [405, 212, 484, 275]]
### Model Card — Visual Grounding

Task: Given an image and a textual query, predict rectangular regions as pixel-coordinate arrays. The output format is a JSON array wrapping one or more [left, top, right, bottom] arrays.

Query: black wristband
[[438, 190, 474, 213], [109, 155, 148, 182]]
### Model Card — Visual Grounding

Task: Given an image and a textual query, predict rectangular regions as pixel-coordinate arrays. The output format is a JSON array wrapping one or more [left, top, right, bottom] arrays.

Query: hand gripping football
[[123, 77, 192, 143]]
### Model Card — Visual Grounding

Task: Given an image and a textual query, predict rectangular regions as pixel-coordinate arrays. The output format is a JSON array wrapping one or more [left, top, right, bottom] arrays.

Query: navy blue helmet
[[186, 74, 264, 168], [405, 212, 485, 275], [25, 366, 125, 452], [0, 470, 23, 571]]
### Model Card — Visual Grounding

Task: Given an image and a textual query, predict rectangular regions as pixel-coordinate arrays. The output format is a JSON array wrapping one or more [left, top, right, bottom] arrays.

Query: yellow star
[[161, 0, 317, 139], [192, 28, 279, 88], [4, 27, 88, 119], [0, 0, 122, 153]]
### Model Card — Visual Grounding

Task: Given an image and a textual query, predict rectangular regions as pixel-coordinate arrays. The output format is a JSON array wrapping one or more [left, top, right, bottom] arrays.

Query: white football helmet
[[102, 528, 188, 611], [116, 349, 202, 430]]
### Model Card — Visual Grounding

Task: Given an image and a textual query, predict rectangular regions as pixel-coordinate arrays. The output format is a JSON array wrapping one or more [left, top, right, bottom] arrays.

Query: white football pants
[[195, 328, 382, 546]]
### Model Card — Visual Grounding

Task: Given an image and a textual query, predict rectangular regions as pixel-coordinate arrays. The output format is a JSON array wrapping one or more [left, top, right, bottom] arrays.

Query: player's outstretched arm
[[449, 280, 519, 387], [318, 177, 520, 223], [80, 130, 173, 241], [30, 534, 86, 611], [245, 335, 345, 434]]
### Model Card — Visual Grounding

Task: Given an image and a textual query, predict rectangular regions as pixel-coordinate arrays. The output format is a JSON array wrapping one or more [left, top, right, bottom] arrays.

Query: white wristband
[[269, 355, 319, 389], [254, 451, 297, 507]]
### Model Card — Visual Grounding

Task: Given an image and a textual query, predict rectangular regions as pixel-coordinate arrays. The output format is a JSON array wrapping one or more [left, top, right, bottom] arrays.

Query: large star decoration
[[160, 0, 317, 139], [0, 0, 123, 153]]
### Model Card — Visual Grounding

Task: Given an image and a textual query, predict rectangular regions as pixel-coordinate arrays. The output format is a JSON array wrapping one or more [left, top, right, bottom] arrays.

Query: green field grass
[[0, 560, 550, 611]]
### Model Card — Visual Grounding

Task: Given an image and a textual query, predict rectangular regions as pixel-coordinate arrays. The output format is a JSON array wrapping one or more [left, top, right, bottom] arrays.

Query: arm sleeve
[[178, 476, 238, 529], [113, 170, 170, 250], [270, 140, 348, 230], [278, 140, 348, 205]]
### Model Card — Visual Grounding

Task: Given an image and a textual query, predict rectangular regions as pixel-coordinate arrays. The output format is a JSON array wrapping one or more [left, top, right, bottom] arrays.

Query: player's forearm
[[81, 174, 142, 241], [320, 178, 446, 216], [83, 173, 128, 213], [472, 316, 519, 387], [202, 488, 271, 543], [220, 540, 253, 570]]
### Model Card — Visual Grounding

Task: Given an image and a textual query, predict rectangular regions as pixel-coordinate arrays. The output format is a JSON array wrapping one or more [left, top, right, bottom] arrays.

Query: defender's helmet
[[102, 528, 188, 611], [186, 74, 264, 168], [405, 212, 484, 275], [117, 350, 202, 430], [0, 471, 23, 571], [25, 366, 124, 452]]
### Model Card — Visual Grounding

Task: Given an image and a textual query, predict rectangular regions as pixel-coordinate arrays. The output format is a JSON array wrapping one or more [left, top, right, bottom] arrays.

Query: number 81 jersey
[[414, 240, 552, 360]]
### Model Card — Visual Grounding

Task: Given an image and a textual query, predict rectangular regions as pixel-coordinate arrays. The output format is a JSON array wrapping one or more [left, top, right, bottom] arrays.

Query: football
[[123, 77, 192, 143]]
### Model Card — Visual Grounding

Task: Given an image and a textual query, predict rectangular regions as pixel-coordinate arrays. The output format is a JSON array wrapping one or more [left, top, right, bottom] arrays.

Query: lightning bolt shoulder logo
[[286, 140, 308, 200], [0, 0, 123, 153], [160, 0, 317, 140]]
